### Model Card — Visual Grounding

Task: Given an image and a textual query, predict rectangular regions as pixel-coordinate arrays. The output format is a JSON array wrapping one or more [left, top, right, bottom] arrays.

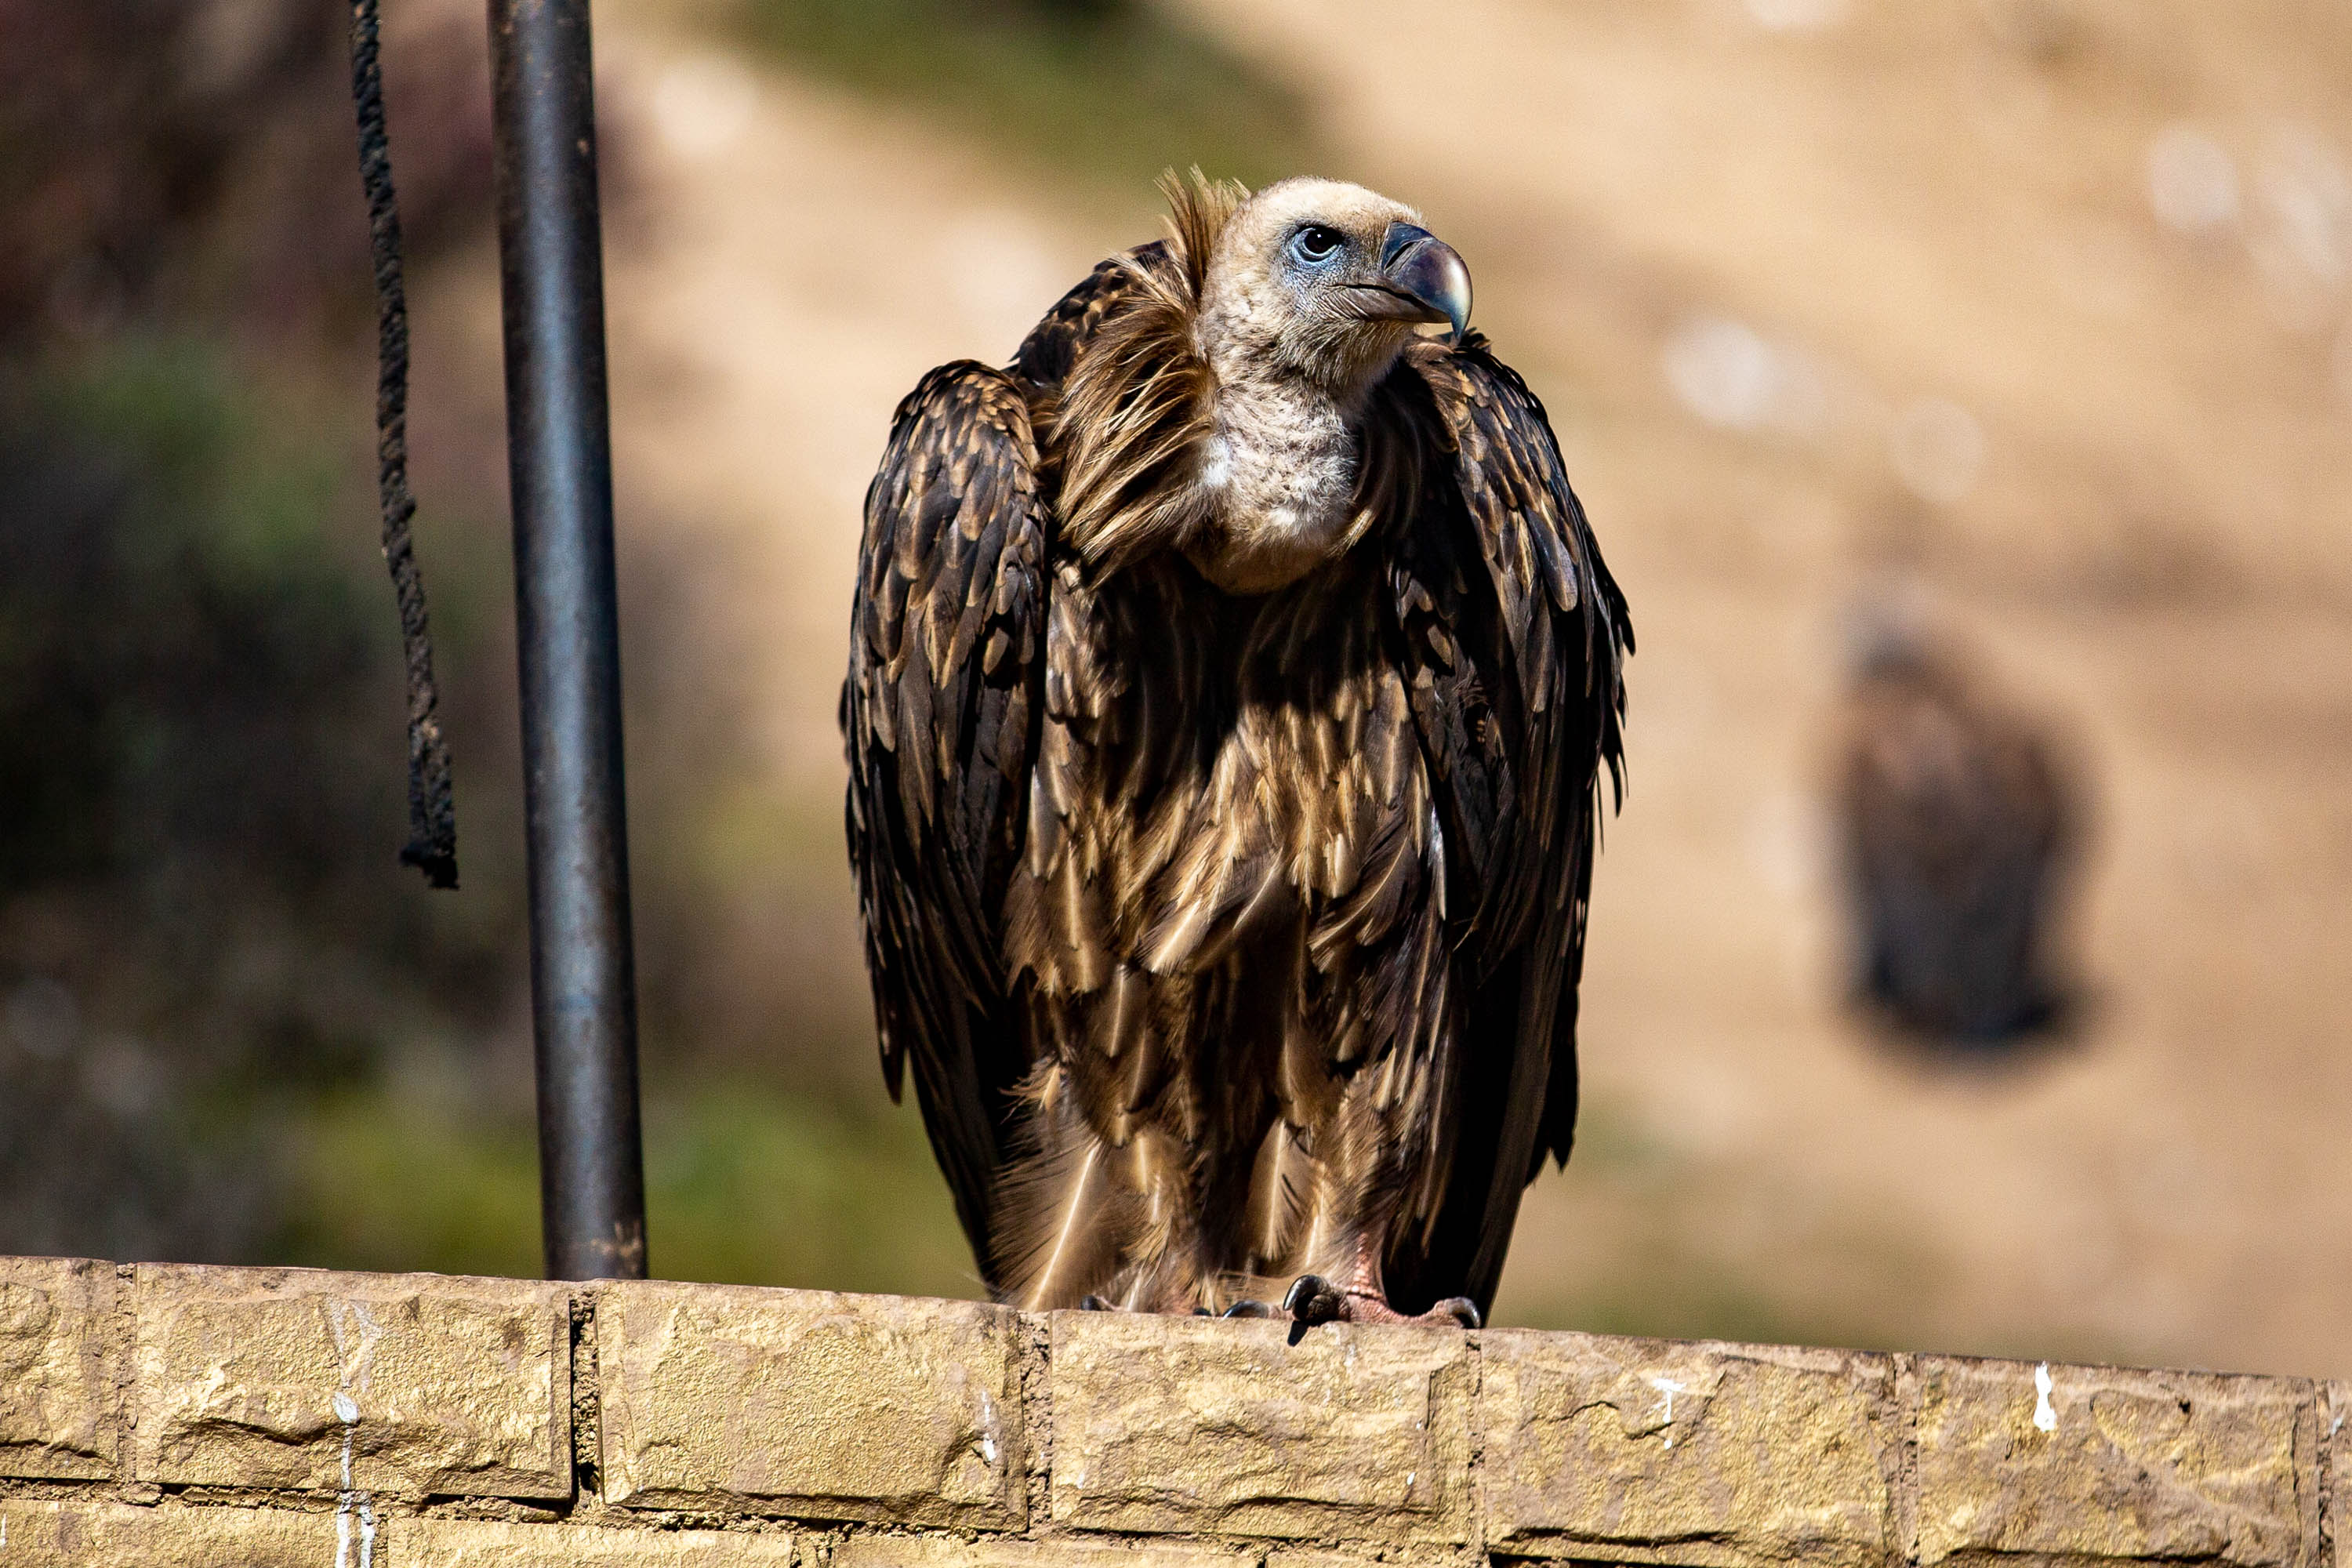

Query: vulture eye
[[1290, 224, 1344, 265]]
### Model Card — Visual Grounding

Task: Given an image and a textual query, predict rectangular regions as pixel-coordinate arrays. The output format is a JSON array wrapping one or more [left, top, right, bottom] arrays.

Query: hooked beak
[[1377, 222, 1472, 345]]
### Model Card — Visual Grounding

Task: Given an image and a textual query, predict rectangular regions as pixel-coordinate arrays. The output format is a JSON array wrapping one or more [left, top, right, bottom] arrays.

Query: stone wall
[[0, 1254, 2340, 1566]]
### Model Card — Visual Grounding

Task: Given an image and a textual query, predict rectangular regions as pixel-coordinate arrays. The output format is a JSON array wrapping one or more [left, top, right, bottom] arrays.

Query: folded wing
[[1381, 336, 1632, 1312], [841, 361, 1049, 1275]]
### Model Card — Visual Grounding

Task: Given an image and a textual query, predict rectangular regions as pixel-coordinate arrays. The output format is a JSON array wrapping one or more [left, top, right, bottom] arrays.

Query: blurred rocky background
[[2, 0, 2347, 1376]]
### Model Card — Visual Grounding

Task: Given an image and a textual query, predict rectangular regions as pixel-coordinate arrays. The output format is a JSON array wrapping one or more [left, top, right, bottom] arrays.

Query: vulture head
[[1196, 178, 1472, 403], [1056, 175, 1474, 596]]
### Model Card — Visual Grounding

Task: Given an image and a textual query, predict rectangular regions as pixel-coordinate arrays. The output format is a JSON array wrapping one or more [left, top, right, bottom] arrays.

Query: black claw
[[1221, 1298, 1279, 1319], [1283, 1274, 1345, 1344], [1079, 1294, 1114, 1312], [1434, 1296, 1483, 1330]]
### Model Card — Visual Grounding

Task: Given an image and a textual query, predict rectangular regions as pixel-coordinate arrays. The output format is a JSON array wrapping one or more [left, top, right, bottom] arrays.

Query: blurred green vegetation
[[0, 334, 523, 1263], [278, 1076, 977, 1296], [3, 342, 354, 883], [0, 334, 967, 1297], [725, 0, 1313, 188]]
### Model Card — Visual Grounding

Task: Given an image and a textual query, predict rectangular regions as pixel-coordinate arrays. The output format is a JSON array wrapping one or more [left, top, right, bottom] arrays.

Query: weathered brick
[[388, 1516, 796, 1565], [833, 1535, 1252, 1568], [1913, 1355, 2317, 1568], [1048, 1312, 1472, 1544], [1263, 1549, 1468, 1568], [0, 1500, 340, 1567], [2327, 1383, 2347, 1568], [1479, 1330, 1895, 1566], [597, 1280, 1023, 1526], [0, 1256, 114, 1479], [131, 1264, 571, 1498]]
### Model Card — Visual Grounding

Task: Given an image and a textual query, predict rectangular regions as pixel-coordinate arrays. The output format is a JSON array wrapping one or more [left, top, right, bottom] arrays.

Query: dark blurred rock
[[1830, 614, 2084, 1047]]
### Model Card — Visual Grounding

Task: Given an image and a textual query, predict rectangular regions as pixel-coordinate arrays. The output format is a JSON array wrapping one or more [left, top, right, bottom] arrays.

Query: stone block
[[1479, 1330, 1895, 1566], [0, 1256, 114, 1479], [131, 1264, 571, 1498], [388, 1516, 797, 1565], [1264, 1551, 1466, 1568], [0, 1500, 339, 1567], [834, 1536, 1254, 1568], [1048, 1312, 1472, 1544], [2327, 1383, 2347, 1568], [1912, 1355, 2317, 1568], [597, 1281, 1023, 1527]]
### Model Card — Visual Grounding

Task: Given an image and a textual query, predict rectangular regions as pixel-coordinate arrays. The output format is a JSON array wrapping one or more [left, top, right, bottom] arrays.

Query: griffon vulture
[[842, 174, 1630, 1327]]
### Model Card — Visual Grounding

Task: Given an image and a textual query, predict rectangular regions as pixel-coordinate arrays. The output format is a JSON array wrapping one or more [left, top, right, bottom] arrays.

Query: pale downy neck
[[1180, 321, 1406, 597]]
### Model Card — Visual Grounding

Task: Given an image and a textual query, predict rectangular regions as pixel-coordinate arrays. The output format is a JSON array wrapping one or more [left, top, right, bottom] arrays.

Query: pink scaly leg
[[1282, 1238, 1479, 1332]]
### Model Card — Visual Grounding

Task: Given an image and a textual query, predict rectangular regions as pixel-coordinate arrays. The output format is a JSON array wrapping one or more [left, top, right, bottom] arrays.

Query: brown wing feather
[[848, 249, 1185, 1296], [1011, 248, 1160, 390], [843, 360, 1048, 1276], [1378, 334, 1631, 1315]]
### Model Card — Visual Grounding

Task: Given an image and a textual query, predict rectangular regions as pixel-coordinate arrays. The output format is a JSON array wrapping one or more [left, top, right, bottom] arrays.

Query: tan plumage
[[1051, 172, 1237, 572], [843, 173, 1629, 1322]]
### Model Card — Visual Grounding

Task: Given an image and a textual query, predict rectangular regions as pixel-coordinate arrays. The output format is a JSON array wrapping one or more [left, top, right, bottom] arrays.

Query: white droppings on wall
[[1650, 1376, 1690, 1449]]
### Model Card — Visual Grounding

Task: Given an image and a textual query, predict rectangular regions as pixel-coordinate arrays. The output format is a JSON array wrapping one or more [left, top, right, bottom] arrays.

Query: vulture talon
[[1283, 1274, 1347, 1341], [1221, 1298, 1279, 1319], [1078, 1294, 1115, 1312], [1280, 1275, 1482, 1337]]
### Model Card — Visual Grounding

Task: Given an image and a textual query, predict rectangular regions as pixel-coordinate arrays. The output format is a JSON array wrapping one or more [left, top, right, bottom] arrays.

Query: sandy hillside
[[535, 0, 2351, 1375]]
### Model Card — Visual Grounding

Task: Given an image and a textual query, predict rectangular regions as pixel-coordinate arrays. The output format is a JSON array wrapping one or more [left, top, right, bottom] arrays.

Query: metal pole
[[487, 0, 648, 1281]]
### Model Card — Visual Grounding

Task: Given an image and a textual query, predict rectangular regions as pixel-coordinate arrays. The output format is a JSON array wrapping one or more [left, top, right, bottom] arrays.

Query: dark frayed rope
[[350, 0, 458, 889]]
